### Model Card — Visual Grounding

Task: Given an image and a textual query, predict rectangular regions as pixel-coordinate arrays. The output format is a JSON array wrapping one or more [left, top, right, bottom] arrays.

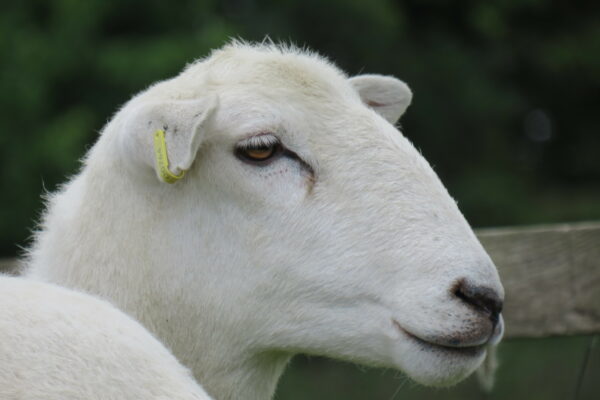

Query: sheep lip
[[392, 320, 486, 357]]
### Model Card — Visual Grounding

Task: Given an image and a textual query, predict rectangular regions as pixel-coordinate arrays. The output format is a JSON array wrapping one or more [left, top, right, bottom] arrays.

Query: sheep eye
[[235, 135, 283, 165], [244, 146, 277, 160]]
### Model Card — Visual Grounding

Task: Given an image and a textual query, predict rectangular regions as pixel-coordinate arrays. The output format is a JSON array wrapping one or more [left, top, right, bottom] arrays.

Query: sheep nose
[[453, 279, 503, 324]]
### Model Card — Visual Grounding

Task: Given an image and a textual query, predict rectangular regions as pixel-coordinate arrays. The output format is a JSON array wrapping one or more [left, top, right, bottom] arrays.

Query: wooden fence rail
[[478, 221, 600, 339], [2, 221, 599, 339]]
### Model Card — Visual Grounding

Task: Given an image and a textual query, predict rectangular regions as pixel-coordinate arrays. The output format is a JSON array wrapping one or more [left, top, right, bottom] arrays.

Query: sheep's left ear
[[349, 74, 412, 124], [121, 95, 217, 183]]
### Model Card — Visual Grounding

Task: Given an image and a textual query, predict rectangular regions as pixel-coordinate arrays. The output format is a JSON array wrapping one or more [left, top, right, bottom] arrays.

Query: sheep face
[[116, 45, 504, 388], [29, 43, 504, 396]]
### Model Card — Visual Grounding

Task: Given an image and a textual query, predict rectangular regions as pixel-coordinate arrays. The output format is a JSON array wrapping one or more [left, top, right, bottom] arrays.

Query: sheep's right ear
[[120, 95, 217, 183]]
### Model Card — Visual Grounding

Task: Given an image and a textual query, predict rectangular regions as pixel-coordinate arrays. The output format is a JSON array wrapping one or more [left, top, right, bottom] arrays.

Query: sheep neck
[[26, 139, 292, 400]]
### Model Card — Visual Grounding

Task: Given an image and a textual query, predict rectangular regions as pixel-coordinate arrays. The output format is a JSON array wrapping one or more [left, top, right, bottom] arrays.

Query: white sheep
[[26, 41, 504, 400], [0, 276, 213, 400]]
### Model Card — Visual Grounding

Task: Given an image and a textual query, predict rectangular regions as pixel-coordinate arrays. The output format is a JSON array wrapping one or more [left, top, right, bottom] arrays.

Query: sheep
[[0, 275, 213, 400], [26, 41, 505, 400]]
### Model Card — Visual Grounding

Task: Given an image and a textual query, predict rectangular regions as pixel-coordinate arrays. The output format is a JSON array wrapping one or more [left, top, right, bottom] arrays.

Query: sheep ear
[[349, 74, 412, 124], [121, 95, 218, 183]]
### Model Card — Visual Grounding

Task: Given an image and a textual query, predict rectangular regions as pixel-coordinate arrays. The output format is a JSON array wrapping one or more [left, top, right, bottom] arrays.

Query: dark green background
[[1, 1, 598, 399]]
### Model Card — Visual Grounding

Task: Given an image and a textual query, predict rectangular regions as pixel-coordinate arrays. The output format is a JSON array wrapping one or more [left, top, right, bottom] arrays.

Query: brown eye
[[244, 146, 276, 160], [235, 136, 283, 166]]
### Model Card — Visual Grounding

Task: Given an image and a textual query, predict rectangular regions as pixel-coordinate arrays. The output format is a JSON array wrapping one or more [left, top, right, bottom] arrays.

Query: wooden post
[[0, 258, 19, 275]]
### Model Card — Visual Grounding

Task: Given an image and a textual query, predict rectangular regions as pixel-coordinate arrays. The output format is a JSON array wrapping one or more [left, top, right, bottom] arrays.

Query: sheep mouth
[[392, 320, 486, 357]]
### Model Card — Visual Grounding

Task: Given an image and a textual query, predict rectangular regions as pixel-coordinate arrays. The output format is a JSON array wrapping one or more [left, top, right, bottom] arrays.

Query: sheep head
[[29, 42, 504, 399]]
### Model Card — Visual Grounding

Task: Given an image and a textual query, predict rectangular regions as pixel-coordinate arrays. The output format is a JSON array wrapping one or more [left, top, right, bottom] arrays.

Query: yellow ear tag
[[153, 129, 185, 184]]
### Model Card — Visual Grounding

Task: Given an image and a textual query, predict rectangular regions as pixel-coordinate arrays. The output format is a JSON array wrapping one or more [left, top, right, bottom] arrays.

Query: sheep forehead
[[184, 42, 356, 101], [181, 43, 430, 179]]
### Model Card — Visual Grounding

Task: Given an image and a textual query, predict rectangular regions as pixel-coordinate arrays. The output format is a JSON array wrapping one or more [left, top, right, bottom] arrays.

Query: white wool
[[0, 276, 212, 400], [26, 41, 504, 400]]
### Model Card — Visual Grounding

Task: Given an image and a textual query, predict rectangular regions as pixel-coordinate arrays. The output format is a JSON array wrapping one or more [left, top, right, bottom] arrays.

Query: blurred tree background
[[0, 0, 598, 399]]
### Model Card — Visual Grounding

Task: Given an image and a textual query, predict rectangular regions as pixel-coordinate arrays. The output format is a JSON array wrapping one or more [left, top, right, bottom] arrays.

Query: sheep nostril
[[453, 279, 503, 324]]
